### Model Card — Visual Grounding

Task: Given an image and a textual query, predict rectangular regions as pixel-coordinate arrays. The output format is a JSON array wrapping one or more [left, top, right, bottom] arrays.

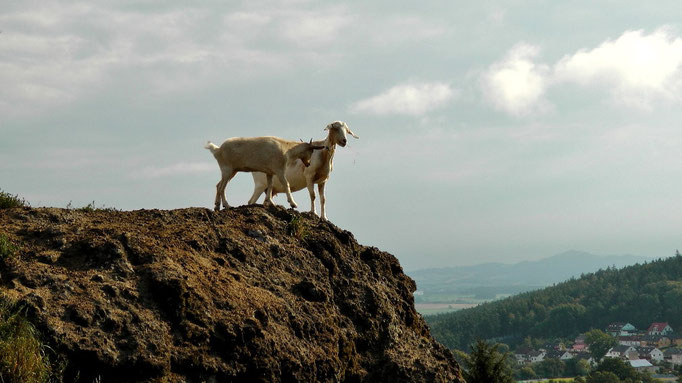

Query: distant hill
[[408, 251, 652, 300], [425, 253, 682, 351]]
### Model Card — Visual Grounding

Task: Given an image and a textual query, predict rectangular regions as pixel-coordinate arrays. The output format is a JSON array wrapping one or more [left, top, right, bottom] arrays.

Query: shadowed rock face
[[0, 206, 463, 383]]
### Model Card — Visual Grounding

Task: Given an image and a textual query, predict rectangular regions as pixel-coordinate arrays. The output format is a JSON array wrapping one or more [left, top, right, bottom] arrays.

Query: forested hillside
[[427, 253, 682, 350]]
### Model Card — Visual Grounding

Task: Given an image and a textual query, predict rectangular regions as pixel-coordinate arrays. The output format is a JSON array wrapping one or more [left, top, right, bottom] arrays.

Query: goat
[[205, 136, 325, 211], [247, 121, 359, 220]]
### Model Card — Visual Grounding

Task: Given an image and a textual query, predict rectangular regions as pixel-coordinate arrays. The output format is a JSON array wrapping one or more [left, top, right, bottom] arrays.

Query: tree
[[575, 358, 592, 376], [461, 339, 515, 383], [534, 358, 565, 378], [584, 329, 616, 361], [586, 371, 619, 383], [565, 357, 591, 377], [517, 366, 536, 380]]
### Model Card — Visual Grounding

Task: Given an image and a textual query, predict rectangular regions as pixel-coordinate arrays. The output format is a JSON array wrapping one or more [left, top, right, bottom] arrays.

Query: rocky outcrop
[[0, 206, 463, 382]]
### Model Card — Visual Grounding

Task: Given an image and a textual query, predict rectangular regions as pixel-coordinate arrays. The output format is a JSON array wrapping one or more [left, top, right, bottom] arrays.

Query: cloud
[[0, 2, 356, 120], [554, 27, 682, 108], [484, 27, 682, 115], [481, 43, 550, 116], [350, 82, 455, 116]]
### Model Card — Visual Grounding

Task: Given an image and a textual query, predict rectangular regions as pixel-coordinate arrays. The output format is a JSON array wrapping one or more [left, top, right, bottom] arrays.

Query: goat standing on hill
[[205, 137, 325, 211], [248, 121, 359, 220]]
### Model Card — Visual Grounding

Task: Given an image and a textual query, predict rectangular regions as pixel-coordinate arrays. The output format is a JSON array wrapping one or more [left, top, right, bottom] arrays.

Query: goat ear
[[345, 126, 359, 139], [324, 124, 332, 131]]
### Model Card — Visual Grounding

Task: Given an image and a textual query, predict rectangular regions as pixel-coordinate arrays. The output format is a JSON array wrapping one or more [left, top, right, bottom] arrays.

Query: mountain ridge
[[408, 250, 654, 295]]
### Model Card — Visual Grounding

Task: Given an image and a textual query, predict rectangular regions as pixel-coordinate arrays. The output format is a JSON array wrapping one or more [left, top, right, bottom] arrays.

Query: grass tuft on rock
[[287, 216, 308, 240], [0, 234, 17, 260], [0, 190, 28, 209], [0, 299, 53, 383]]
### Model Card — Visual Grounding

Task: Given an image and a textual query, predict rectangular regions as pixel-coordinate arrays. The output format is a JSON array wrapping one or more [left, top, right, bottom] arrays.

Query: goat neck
[[323, 136, 336, 170]]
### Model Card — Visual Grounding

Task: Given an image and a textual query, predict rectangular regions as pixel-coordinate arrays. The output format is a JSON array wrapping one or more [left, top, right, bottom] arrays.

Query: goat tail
[[204, 141, 220, 154]]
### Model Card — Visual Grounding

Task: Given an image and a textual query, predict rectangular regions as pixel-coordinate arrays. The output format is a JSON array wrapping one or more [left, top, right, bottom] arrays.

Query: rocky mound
[[0, 205, 463, 382]]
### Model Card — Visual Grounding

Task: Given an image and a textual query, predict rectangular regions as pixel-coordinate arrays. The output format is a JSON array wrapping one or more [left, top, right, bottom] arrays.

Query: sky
[[1, 1, 681, 271]]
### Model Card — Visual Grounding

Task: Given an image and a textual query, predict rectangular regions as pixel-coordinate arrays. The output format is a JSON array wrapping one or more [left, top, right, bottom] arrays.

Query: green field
[[415, 302, 478, 315]]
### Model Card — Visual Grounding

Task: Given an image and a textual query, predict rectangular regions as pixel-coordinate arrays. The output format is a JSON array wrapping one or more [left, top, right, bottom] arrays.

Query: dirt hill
[[0, 205, 463, 383]]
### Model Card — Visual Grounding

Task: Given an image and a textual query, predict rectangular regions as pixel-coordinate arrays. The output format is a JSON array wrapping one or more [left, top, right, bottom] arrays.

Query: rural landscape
[[3, 1, 682, 382], [423, 252, 682, 382], [1, 190, 681, 382]]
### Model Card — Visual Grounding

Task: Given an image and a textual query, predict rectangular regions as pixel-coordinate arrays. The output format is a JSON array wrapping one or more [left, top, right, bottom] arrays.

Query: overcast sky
[[2, 1, 681, 271]]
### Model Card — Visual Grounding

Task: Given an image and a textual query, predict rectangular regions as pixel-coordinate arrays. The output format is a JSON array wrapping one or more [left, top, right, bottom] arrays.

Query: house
[[636, 346, 664, 362], [528, 350, 546, 363], [572, 335, 588, 351], [657, 336, 672, 348], [640, 335, 670, 347], [559, 351, 575, 360], [664, 348, 682, 367], [514, 347, 546, 365], [644, 335, 671, 348], [606, 322, 637, 336], [541, 342, 566, 351], [629, 359, 658, 374], [617, 335, 642, 347], [647, 322, 673, 336], [606, 345, 637, 360], [545, 349, 573, 360]]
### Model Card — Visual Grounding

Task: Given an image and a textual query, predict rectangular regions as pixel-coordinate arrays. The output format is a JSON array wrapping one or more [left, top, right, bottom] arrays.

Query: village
[[514, 322, 682, 378]]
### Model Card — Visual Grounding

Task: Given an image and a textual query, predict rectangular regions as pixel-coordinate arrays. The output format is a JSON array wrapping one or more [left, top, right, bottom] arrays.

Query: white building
[[629, 359, 658, 374], [606, 345, 637, 359], [664, 348, 682, 367], [636, 346, 664, 362], [647, 322, 673, 336], [606, 322, 637, 336]]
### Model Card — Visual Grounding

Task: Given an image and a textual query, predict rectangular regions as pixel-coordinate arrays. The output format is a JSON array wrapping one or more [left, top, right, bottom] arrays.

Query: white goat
[[247, 121, 358, 220], [205, 137, 325, 211]]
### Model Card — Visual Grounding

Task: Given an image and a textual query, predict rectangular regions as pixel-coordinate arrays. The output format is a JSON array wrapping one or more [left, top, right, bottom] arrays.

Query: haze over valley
[[409, 250, 661, 315]]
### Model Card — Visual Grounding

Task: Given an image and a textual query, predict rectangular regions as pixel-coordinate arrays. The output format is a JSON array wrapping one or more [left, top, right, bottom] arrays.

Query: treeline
[[426, 253, 682, 350]]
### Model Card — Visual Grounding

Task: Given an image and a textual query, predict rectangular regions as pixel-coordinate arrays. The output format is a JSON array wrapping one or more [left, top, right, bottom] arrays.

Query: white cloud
[[350, 82, 455, 116], [554, 27, 682, 108], [484, 27, 682, 115], [481, 43, 550, 116]]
